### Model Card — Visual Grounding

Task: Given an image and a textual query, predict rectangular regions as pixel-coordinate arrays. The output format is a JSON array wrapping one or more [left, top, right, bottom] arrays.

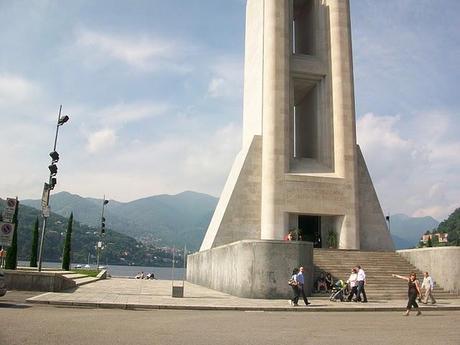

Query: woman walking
[[289, 268, 300, 306], [391, 272, 422, 316], [346, 267, 358, 302]]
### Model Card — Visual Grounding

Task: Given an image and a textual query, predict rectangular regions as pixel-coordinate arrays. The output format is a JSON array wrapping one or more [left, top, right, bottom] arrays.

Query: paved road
[[1, 301, 459, 345]]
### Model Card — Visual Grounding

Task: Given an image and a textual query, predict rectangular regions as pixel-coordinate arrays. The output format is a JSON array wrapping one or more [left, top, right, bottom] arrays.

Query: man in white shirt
[[356, 265, 368, 303], [421, 271, 436, 304]]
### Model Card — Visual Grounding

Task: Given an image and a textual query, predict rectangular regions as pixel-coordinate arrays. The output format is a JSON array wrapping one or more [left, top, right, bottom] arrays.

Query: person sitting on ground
[[315, 272, 328, 292], [325, 272, 333, 291]]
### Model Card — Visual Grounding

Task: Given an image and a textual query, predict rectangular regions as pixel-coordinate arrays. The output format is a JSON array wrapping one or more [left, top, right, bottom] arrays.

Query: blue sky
[[0, 0, 458, 221]]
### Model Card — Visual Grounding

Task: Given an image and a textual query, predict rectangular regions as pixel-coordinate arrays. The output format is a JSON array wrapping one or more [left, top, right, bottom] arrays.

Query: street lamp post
[[38, 105, 70, 272], [385, 213, 391, 233], [96, 197, 109, 270]]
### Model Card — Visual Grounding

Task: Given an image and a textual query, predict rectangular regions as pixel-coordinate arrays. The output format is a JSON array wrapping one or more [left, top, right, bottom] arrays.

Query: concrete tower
[[188, 0, 393, 299]]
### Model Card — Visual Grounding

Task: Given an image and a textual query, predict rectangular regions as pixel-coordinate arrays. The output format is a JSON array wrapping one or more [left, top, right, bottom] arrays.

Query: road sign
[[0, 222, 15, 247], [42, 206, 50, 218], [41, 183, 50, 210], [2, 197, 17, 223]]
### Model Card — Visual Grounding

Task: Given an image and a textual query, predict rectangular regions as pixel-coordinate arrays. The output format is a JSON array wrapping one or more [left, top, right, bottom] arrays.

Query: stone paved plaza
[[25, 278, 460, 312]]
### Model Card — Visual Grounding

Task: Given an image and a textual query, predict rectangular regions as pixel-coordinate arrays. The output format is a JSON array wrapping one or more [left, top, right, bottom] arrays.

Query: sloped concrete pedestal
[[187, 240, 313, 299]]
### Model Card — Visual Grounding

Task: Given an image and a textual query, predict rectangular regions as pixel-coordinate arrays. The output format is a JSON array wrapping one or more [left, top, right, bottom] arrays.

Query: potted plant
[[327, 229, 337, 248]]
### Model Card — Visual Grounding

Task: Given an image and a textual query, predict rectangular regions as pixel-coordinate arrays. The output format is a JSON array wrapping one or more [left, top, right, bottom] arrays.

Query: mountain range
[[21, 191, 443, 251], [0, 199, 180, 266], [22, 191, 218, 251], [388, 213, 439, 249]]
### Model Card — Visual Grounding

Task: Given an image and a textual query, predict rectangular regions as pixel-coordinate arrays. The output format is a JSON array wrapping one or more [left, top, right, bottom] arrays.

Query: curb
[[25, 299, 460, 312]]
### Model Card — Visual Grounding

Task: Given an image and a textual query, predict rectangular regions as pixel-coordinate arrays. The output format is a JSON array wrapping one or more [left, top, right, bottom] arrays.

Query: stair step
[[62, 273, 88, 279], [311, 249, 453, 300], [75, 276, 99, 286]]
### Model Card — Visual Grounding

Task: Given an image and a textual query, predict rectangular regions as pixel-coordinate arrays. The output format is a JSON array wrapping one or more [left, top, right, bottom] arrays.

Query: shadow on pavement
[[0, 302, 32, 309]]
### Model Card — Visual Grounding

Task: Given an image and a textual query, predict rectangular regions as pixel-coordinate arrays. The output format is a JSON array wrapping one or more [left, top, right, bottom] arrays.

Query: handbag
[[288, 278, 298, 286]]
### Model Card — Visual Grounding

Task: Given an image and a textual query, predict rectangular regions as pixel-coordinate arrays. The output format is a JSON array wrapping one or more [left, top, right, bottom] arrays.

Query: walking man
[[356, 265, 368, 303], [421, 271, 436, 304], [296, 266, 311, 306]]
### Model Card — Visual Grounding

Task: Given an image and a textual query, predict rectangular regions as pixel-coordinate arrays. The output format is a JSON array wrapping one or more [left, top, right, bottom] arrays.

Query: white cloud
[[73, 28, 191, 72], [86, 129, 117, 153], [357, 111, 460, 220], [0, 74, 40, 106], [207, 78, 225, 98], [64, 121, 242, 201], [206, 57, 243, 99], [91, 102, 170, 126]]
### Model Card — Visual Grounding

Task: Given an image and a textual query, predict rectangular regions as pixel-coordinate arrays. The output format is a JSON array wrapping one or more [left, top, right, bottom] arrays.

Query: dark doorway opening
[[298, 215, 321, 248]]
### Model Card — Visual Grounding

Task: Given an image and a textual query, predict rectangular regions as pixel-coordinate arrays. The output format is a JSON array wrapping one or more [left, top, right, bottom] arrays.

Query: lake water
[[18, 261, 186, 280]]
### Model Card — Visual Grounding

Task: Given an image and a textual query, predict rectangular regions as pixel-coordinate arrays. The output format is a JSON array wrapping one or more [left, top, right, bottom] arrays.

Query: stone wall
[[4, 270, 76, 292], [397, 247, 460, 293], [188, 239, 313, 299]]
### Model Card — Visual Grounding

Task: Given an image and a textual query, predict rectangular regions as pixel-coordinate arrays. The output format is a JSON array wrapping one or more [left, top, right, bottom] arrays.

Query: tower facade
[[200, 0, 394, 252]]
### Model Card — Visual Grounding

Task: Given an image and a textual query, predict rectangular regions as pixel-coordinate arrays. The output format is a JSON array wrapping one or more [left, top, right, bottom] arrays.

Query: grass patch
[[72, 269, 100, 277]]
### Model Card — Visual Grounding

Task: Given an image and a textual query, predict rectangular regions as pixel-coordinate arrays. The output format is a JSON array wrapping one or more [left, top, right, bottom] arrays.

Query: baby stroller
[[329, 279, 348, 302]]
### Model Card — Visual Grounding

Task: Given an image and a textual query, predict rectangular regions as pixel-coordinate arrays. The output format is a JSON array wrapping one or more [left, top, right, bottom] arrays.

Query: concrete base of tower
[[187, 239, 314, 299]]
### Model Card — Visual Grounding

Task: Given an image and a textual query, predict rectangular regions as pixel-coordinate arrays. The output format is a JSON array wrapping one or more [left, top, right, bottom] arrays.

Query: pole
[[38, 106, 63, 272], [37, 217, 48, 272], [182, 244, 186, 288], [96, 196, 107, 271], [171, 246, 175, 289]]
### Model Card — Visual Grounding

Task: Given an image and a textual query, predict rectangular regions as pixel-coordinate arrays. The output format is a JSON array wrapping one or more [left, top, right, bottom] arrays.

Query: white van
[[0, 268, 7, 296]]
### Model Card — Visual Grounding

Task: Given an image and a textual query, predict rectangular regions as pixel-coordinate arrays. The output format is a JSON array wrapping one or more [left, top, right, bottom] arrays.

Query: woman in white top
[[346, 267, 358, 302]]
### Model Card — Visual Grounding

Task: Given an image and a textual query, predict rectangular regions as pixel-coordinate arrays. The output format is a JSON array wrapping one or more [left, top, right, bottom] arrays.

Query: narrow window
[[293, 0, 316, 56]]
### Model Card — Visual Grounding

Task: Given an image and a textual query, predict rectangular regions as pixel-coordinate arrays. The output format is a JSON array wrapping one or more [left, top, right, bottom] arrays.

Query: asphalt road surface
[[1, 298, 459, 345]]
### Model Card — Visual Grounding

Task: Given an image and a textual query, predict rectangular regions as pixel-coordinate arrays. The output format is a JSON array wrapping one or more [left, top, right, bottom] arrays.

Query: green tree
[[432, 234, 440, 247], [5, 200, 19, 270], [436, 207, 460, 246], [29, 217, 39, 267], [61, 212, 73, 270], [427, 236, 433, 247]]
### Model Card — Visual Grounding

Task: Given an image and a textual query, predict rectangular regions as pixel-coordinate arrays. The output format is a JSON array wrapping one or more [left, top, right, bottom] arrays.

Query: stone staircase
[[62, 272, 100, 286], [312, 249, 455, 300]]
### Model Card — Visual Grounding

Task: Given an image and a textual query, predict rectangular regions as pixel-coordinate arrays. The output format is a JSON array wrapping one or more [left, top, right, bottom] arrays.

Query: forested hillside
[[0, 199, 183, 266]]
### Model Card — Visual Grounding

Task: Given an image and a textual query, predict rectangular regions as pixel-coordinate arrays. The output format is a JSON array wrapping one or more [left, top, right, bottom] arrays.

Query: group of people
[[135, 271, 155, 280], [289, 263, 437, 315], [345, 265, 368, 302], [288, 266, 311, 307], [391, 271, 436, 316], [315, 271, 333, 292]]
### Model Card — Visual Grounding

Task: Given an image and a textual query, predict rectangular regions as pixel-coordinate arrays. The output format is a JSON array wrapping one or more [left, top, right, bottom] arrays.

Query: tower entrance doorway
[[298, 215, 322, 248]]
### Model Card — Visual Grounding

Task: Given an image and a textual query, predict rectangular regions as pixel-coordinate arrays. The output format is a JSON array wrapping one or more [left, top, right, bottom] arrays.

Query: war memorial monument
[[188, 0, 396, 298]]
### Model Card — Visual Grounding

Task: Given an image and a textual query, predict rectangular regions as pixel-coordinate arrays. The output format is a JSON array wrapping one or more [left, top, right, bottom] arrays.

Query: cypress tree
[[5, 200, 19, 270], [30, 217, 39, 267], [61, 212, 73, 271]]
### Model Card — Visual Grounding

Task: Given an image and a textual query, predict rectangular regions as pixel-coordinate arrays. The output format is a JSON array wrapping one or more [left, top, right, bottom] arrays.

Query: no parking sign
[[0, 222, 15, 247], [2, 197, 17, 222]]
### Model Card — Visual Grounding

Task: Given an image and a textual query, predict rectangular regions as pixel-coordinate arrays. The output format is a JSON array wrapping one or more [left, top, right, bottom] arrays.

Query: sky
[[0, 0, 458, 221]]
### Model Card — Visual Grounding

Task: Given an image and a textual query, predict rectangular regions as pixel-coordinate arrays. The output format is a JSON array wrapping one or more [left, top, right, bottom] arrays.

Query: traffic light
[[50, 177, 57, 190], [48, 164, 58, 175], [49, 151, 60, 163], [58, 115, 70, 125], [101, 217, 106, 234]]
